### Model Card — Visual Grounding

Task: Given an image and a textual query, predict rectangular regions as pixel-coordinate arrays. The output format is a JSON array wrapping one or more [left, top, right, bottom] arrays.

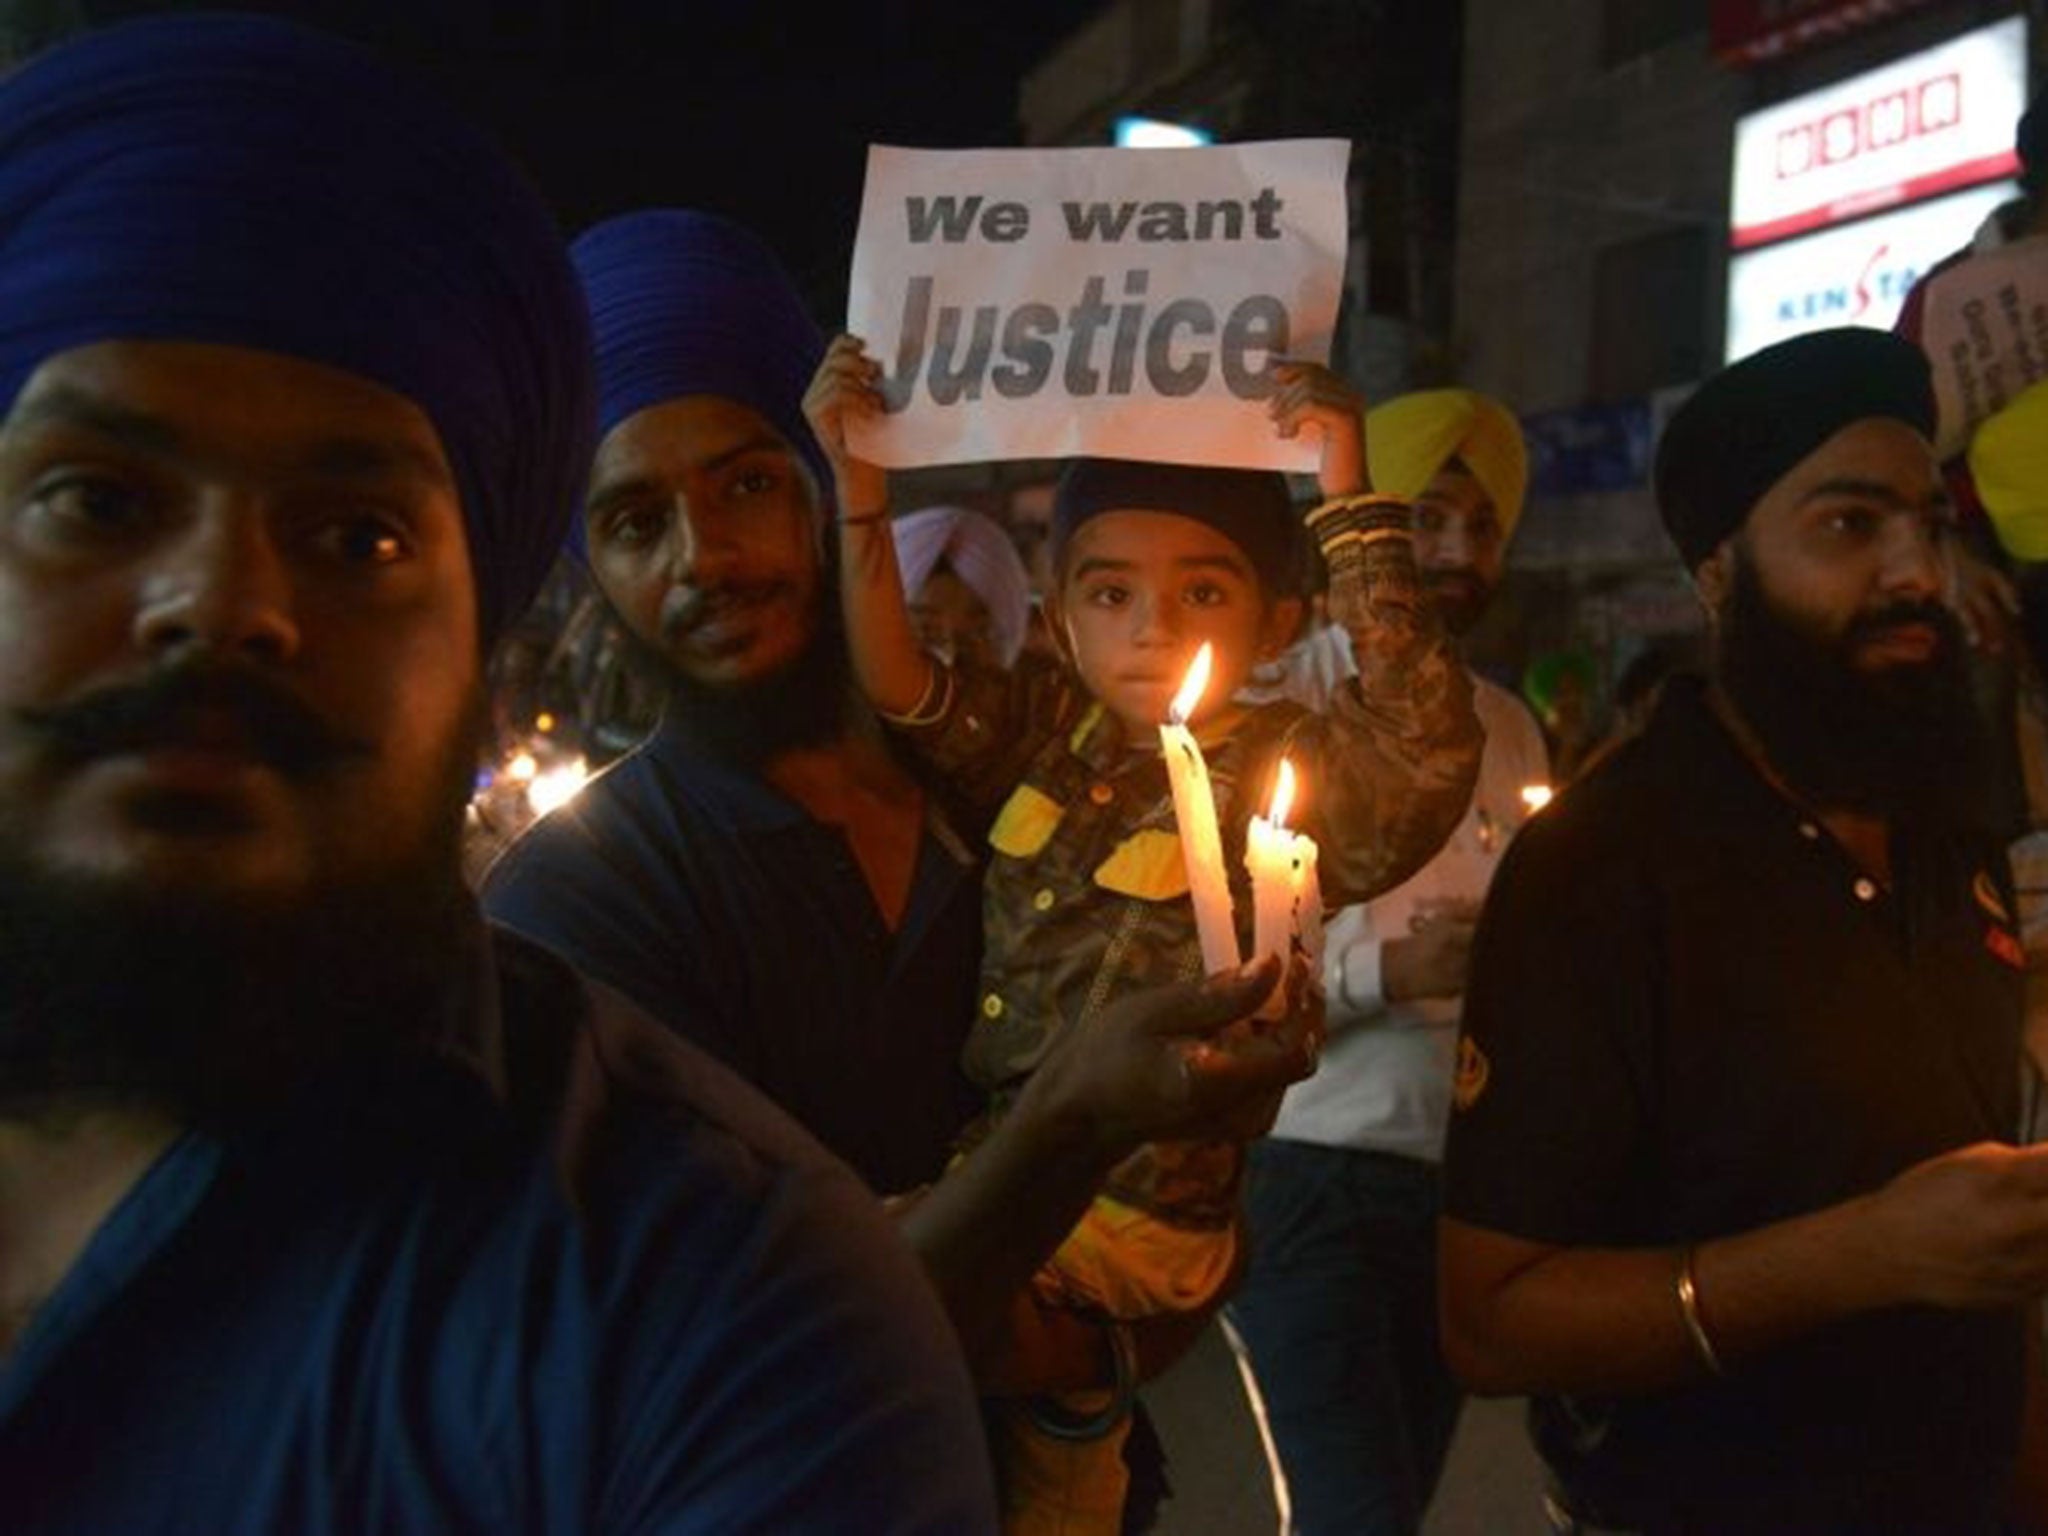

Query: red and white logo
[[1732, 18, 2024, 249]]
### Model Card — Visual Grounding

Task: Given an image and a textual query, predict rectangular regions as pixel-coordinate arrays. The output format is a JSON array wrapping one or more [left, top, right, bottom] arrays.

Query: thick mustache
[[17, 664, 373, 775], [659, 583, 779, 642], [1846, 600, 1955, 647]]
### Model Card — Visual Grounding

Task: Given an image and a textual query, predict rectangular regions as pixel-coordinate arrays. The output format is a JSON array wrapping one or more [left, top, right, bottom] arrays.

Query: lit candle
[[1160, 642, 1241, 976], [1519, 783, 1554, 815], [526, 756, 590, 817], [1246, 758, 1323, 1018]]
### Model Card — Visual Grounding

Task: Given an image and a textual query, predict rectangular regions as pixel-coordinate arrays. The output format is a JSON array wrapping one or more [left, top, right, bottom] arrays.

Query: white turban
[[891, 505, 1033, 666]]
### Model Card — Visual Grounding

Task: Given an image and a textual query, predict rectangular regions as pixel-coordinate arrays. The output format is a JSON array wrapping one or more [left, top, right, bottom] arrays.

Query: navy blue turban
[[571, 209, 830, 552], [0, 12, 596, 647], [1053, 458, 1299, 595]]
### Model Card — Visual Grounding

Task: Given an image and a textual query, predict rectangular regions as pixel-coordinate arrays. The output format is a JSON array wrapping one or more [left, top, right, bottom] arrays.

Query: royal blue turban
[[570, 209, 830, 552], [0, 12, 596, 646]]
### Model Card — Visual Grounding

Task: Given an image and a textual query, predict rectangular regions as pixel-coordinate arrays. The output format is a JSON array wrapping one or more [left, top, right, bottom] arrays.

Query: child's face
[[1051, 509, 1298, 734]]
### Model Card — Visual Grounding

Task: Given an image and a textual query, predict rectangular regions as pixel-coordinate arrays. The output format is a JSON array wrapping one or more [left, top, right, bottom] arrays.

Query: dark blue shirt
[[483, 715, 983, 1194], [1, 928, 996, 1535]]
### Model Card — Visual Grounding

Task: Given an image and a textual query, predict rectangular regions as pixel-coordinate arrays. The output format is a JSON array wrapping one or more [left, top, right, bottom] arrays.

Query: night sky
[[459, 1, 1112, 304], [23, 0, 1110, 312]]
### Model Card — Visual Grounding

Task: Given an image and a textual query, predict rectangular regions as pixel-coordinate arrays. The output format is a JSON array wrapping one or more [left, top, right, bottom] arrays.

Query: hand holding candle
[[1160, 643, 1241, 976]]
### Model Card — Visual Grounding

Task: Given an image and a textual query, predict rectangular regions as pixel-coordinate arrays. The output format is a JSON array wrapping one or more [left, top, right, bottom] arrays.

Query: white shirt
[[1248, 624, 1551, 1161]]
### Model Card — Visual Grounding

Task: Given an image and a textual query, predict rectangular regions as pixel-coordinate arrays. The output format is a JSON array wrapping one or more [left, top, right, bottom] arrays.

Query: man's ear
[[1693, 542, 1734, 626], [1259, 595, 1306, 660]]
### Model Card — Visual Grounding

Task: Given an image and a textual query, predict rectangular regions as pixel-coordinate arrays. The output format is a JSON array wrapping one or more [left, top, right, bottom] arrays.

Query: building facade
[[1455, 0, 2037, 698]]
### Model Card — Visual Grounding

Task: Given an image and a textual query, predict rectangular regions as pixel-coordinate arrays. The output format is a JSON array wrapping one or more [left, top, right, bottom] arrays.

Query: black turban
[[1654, 328, 1935, 570], [1053, 458, 1297, 594]]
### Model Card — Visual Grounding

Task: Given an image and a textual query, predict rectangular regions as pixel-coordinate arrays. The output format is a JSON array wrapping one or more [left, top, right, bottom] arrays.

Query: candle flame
[[1520, 783, 1554, 813], [1169, 643, 1213, 725], [1267, 758, 1296, 829], [527, 757, 590, 817], [506, 751, 538, 783]]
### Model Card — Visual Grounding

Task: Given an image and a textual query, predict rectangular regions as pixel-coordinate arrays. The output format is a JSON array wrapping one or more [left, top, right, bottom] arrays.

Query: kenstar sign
[[1729, 15, 2026, 250], [1726, 181, 2011, 361]]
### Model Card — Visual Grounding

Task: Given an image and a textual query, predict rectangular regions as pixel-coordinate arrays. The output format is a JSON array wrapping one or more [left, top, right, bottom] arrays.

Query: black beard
[[1423, 567, 1493, 638], [0, 701, 483, 1131], [630, 588, 857, 768], [1715, 550, 1991, 830]]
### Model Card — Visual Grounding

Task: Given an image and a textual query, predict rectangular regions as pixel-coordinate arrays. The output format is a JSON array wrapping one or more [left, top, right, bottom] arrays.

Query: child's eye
[[1185, 581, 1229, 608], [1085, 584, 1129, 608]]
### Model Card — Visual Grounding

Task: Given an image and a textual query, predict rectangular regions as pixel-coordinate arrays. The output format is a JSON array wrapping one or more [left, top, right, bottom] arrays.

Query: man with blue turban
[[480, 208, 1323, 1475], [0, 16, 996, 1533]]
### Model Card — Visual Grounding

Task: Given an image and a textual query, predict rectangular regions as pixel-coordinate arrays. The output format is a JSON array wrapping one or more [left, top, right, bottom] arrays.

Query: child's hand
[[1268, 360, 1367, 500], [802, 333, 890, 519]]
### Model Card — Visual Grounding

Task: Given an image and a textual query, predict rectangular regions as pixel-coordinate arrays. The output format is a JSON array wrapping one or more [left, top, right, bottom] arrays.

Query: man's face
[[1411, 460, 1504, 636], [1711, 417, 1953, 670], [582, 396, 825, 693], [1705, 416, 1976, 818], [1051, 509, 1296, 734], [0, 340, 482, 909], [910, 565, 997, 672]]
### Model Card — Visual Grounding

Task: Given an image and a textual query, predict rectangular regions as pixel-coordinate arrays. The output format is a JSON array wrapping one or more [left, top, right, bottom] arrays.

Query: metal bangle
[[876, 660, 954, 728], [1676, 1245, 1726, 1377], [1304, 490, 1407, 527], [1023, 1318, 1138, 1443]]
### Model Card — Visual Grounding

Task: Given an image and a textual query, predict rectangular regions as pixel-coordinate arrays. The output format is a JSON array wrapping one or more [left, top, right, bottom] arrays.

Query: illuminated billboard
[[1728, 15, 2026, 250], [1725, 180, 2012, 362]]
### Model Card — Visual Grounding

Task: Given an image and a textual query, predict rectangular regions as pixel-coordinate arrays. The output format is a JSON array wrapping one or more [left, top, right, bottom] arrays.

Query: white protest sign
[[845, 140, 1349, 472], [1921, 233, 2048, 461]]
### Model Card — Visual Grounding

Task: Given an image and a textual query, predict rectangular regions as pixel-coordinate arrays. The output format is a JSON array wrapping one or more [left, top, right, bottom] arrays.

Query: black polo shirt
[[482, 712, 984, 1196], [1444, 679, 2026, 1530]]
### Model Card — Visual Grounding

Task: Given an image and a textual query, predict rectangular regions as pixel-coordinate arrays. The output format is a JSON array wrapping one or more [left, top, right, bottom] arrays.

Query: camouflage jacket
[[894, 644, 1480, 1227]]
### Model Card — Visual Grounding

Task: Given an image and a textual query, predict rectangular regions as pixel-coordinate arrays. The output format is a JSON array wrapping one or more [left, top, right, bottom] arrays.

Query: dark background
[[2, 0, 1109, 304]]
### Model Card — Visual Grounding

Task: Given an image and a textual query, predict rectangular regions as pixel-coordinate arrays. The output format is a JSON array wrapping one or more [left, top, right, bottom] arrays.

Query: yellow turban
[[1366, 388, 1528, 539], [1970, 381, 2048, 562]]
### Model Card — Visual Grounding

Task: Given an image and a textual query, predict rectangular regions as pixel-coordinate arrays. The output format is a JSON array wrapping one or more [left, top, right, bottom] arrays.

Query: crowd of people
[[4, 12, 2048, 1536]]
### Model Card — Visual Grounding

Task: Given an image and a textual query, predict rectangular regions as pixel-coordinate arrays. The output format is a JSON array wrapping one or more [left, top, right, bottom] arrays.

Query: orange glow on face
[[1170, 642, 1213, 725], [1267, 758, 1297, 829]]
